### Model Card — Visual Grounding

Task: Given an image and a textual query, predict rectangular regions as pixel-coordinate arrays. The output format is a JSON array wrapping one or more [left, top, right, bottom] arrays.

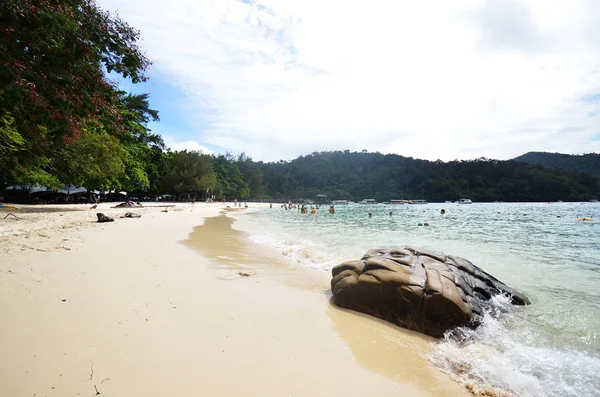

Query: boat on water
[[359, 199, 377, 204], [407, 199, 428, 205], [382, 199, 407, 205], [591, 199, 599, 203], [458, 198, 473, 204], [331, 200, 349, 205]]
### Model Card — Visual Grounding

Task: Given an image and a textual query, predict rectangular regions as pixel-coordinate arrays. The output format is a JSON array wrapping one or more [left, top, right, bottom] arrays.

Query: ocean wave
[[429, 295, 600, 397], [248, 232, 339, 270]]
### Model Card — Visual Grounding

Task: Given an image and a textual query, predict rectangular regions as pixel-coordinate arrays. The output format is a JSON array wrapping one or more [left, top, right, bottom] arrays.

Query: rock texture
[[331, 247, 530, 338]]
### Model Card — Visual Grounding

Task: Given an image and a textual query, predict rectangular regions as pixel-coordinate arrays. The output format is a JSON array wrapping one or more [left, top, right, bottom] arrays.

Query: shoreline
[[0, 203, 472, 396], [193, 212, 474, 396]]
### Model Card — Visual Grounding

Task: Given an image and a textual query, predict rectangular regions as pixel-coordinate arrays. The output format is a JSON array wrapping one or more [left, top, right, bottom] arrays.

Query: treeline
[[2, 1, 599, 204], [255, 151, 600, 202], [513, 152, 600, 180]]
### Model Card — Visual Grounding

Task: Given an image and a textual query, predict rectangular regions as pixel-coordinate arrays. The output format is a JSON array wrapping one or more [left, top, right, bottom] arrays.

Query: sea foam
[[429, 295, 600, 397]]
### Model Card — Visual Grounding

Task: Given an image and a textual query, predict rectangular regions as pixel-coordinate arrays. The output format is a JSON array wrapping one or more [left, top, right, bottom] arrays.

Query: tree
[[107, 92, 162, 192], [52, 128, 126, 189], [122, 93, 160, 125], [212, 154, 250, 199], [236, 152, 265, 198], [161, 150, 216, 198], [0, 110, 23, 156], [0, 0, 150, 188]]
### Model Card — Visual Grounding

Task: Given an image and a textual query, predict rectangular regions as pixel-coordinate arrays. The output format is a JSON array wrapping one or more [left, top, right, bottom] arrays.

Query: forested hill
[[255, 151, 600, 202], [513, 152, 600, 180]]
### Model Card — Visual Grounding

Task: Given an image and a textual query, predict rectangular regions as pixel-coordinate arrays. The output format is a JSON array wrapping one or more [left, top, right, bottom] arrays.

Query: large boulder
[[331, 247, 530, 338]]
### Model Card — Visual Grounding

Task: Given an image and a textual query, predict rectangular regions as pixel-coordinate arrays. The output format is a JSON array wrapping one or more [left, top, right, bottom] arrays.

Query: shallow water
[[242, 202, 600, 397]]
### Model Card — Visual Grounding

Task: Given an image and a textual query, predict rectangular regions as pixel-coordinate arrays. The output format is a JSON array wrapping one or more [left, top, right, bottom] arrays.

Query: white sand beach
[[0, 203, 473, 397]]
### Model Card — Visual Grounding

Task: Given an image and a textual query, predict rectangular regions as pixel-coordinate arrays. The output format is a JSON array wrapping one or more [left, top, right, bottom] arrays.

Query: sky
[[98, 0, 600, 162]]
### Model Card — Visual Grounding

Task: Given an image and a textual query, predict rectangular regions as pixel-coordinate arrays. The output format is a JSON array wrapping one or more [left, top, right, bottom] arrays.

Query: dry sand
[[0, 202, 472, 397]]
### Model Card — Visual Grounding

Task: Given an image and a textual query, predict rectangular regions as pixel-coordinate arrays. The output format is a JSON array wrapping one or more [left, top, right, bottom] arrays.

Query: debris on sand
[[120, 212, 142, 218], [96, 213, 114, 223]]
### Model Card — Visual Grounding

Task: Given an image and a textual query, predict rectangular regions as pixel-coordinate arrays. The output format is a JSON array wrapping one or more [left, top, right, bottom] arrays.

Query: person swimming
[[368, 212, 372, 218], [329, 205, 335, 214]]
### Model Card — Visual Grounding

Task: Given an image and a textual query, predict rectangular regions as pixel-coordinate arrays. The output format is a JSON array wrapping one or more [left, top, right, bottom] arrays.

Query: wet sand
[[0, 203, 472, 396]]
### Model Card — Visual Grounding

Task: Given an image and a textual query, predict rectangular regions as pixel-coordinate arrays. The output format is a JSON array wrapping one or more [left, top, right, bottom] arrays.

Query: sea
[[240, 201, 600, 397]]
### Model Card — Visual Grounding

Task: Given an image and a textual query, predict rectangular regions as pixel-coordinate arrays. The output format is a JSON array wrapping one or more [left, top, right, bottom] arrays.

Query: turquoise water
[[244, 202, 600, 397]]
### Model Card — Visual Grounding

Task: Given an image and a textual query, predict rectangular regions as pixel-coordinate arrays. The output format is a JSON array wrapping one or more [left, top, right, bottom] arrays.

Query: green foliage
[[514, 152, 600, 180], [0, 110, 23, 155], [53, 128, 126, 189], [161, 150, 216, 196], [0, 0, 150, 189], [122, 93, 160, 124], [0, 108, 62, 189], [0, 0, 150, 139], [3, 158, 62, 189], [212, 154, 250, 199], [145, 147, 170, 193], [235, 153, 265, 198], [256, 151, 600, 202], [99, 93, 163, 192]]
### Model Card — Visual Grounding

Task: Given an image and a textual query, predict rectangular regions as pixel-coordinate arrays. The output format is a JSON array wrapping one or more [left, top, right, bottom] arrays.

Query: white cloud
[[99, 0, 600, 161], [163, 137, 214, 155]]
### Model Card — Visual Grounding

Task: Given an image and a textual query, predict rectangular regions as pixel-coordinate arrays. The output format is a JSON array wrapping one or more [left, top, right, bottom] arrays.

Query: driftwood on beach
[[331, 247, 530, 338]]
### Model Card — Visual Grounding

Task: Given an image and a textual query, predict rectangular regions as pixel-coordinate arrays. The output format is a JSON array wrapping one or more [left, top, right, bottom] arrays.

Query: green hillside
[[256, 151, 600, 202], [513, 152, 600, 180]]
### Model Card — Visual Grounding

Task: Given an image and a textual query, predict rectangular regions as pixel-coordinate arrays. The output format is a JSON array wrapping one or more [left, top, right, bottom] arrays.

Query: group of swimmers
[[299, 204, 331, 214], [271, 203, 452, 220], [367, 209, 446, 218], [273, 202, 337, 214], [228, 199, 248, 208], [368, 211, 393, 218]]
